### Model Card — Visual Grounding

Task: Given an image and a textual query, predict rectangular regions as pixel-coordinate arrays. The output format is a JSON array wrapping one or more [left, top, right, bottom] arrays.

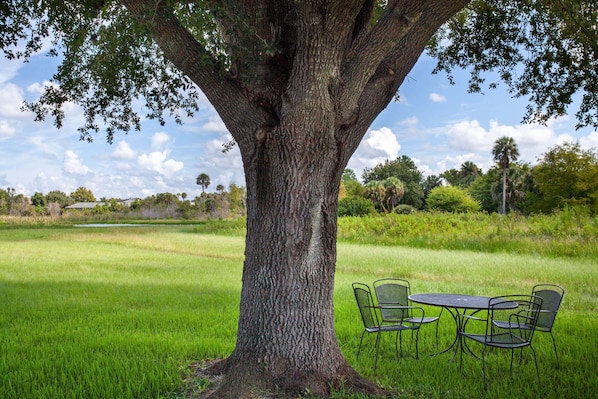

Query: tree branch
[[337, 0, 470, 161], [120, 0, 277, 149]]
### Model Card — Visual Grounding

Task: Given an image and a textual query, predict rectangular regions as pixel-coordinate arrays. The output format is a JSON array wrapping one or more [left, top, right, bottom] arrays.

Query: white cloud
[[443, 118, 568, 163], [194, 137, 245, 190], [0, 83, 27, 118], [580, 131, 598, 149], [27, 80, 57, 94], [445, 119, 491, 151], [112, 140, 137, 160], [0, 60, 23, 85], [63, 150, 91, 175], [366, 127, 401, 158], [151, 132, 170, 150], [137, 151, 183, 178], [429, 93, 447, 103], [0, 119, 17, 137], [347, 127, 401, 176], [399, 116, 419, 127], [202, 115, 228, 134]]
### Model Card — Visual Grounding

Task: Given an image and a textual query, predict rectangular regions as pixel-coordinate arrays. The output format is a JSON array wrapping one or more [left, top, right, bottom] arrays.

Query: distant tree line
[[339, 139, 598, 216], [0, 183, 246, 220]]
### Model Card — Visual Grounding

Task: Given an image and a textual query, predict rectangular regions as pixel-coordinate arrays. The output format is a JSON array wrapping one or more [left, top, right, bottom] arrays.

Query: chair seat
[[493, 320, 531, 330], [463, 331, 530, 349], [367, 323, 419, 333], [407, 316, 439, 324]]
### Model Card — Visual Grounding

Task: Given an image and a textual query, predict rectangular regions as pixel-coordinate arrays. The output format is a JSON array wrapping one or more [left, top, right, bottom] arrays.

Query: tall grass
[[0, 225, 596, 398], [338, 210, 598, 257]]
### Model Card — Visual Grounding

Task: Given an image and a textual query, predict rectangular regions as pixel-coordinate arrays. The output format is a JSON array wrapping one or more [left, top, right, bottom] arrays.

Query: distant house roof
[[65, 202, 105, 210]]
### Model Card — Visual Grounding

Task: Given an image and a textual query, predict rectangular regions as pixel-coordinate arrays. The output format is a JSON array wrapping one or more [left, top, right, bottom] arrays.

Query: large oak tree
[[2, 0, 597, 397]]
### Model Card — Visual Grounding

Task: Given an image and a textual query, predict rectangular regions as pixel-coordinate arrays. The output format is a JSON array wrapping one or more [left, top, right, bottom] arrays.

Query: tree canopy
[[533, 142, 598, 213]]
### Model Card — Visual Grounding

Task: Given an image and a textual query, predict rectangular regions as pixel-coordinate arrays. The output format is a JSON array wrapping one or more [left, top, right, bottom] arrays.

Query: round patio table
[[409, 293, 517, 360]]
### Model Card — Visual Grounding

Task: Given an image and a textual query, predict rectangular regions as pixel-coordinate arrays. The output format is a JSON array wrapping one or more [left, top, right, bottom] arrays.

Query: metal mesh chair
[[532, 284, 564, 364], [373, 278, 441, 347], [461, 294, 543, 384], [352, 282, 422, 372], [492, 284, 564, 364]]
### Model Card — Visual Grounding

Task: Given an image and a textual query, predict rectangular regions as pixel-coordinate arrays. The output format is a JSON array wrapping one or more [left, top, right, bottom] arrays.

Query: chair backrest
[[489, 294, 543, 342], [373, 278, 411, 321], [532, 284, 564, 332], [352, 282, 380, 329]]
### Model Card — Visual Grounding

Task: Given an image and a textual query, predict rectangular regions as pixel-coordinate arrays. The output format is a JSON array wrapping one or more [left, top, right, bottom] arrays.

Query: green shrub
[[426, 186, 481, 213], [338, 196, 375, 217]]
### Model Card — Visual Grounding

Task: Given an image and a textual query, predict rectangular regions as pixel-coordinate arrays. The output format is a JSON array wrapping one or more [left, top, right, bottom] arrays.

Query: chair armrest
[[379, 305, 425, 321]]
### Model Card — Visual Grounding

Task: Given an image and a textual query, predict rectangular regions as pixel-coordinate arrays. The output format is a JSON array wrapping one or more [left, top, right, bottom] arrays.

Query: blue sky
[[1, 51, 597, 200]]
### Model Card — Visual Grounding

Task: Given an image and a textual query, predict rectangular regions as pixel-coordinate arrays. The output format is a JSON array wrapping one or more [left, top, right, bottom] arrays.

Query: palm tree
[[196, 173, 211, 193], [383, 177, 405, 212], [492, 136, 519, 214], [459, 161, 482, 187]]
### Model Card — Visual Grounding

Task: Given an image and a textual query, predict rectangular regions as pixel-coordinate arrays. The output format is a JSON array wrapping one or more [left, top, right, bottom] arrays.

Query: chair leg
[[356, 331, 366, 361], [509, 349, 515, 374], [549, 332, 560, 366], [530, 345, 540, 383], [481, 345, 488, 385], [373, 331, 381, 372], [414, 328, 420, 359], [398, 330, 403, 357]]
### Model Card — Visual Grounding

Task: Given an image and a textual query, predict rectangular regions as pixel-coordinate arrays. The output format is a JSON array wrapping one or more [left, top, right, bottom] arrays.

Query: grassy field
[[0, 225, 596, 398]]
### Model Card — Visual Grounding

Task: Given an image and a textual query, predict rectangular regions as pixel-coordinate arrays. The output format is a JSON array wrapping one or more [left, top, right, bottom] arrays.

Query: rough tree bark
[[121, 1, 470, 397]]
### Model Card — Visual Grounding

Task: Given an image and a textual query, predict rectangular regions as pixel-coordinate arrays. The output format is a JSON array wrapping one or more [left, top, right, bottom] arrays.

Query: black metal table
[[409, 293, 516, 360]]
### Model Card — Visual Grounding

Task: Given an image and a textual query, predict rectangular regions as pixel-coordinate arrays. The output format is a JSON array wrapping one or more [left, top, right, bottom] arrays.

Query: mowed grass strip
[[0, 226, 596, 398]]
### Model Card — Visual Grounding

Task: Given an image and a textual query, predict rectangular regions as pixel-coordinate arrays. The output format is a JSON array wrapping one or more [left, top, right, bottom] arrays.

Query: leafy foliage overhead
[[0, 0, 596, 147], [430, 0, 598, 129]]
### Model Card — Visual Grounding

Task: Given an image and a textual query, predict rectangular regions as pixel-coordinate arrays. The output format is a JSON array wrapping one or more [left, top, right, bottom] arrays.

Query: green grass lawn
[[0, 225, 596, 398]]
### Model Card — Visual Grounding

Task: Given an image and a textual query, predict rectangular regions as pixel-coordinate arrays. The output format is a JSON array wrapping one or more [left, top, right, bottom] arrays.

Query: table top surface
[[409, 293, 514, 310]]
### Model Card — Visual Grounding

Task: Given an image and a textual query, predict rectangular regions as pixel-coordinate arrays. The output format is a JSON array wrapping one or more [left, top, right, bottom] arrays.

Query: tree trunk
[[502, 167, 507, 215], [210, 128, 371, 397], [208, 45, 378, 398]]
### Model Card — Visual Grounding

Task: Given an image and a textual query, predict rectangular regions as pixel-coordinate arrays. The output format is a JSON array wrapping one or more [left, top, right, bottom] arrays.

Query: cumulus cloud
[[0, 83, 26, 118], [0, 119, 17, 137], [27, 80, 57, 94], [365, 127, 401, 158], [429, 93, 447, 103], [112, 140, 137, 160], [347, 127, 401, 176], [444, 118, 565, 159], [137, 151, 183, 178], [193, 136, 245, 189], [151, 132, 170, 150], [63, 150, 91, 175], [0, 60, 22, 85], [580, 131, 598, 149], [202, 115, 228, 134]]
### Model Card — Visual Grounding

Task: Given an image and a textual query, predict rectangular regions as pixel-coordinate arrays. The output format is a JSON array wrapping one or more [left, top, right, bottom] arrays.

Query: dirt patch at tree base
[[175, 358, 389, 399]]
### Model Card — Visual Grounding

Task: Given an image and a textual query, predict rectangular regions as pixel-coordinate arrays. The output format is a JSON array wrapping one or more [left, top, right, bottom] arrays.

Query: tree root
[[179, 358, 391, 399]]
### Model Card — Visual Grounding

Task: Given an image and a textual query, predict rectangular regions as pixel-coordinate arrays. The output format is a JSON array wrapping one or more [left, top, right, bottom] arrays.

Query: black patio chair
[[373, 278, 441, 347], [492, 284, 564, 364], [461, 294, 543, 384], [531, 284, 565, 364], [352, 282, 423, 372]]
